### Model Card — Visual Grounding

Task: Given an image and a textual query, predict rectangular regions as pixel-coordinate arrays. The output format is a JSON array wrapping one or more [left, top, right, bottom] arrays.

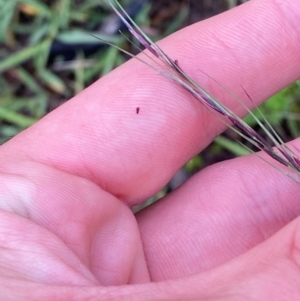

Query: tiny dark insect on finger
[[136, 107, 140, 114], [174, 59, 179, 66]]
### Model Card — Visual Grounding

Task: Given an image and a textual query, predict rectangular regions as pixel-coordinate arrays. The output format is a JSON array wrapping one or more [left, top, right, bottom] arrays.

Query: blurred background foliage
[[0, 0, 300, 206]]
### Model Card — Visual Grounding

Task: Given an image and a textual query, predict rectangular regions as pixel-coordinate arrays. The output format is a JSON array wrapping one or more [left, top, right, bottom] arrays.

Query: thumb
[[123, 216, 300, 300], [3, 216, 300, 300]]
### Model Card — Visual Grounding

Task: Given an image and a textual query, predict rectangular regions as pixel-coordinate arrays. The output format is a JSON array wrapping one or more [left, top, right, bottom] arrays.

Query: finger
[[0, 163, 149, 285], [1, 0, 300, 205], [137, 148, 300, 280]]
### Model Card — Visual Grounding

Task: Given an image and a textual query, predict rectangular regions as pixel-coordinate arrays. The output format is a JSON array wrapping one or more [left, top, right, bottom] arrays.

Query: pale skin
[[1, 0, 300, 299]]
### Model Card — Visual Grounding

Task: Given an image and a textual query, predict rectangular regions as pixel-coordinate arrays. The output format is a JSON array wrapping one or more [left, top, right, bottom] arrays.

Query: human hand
[[1, 0, 300, 299]]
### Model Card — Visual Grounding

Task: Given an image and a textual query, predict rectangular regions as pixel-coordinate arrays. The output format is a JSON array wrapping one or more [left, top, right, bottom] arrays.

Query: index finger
[[1, 0, 300, 205]]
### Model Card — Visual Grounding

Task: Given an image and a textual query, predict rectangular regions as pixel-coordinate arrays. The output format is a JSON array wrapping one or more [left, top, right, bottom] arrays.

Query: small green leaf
[[185, 155, 203, 172]]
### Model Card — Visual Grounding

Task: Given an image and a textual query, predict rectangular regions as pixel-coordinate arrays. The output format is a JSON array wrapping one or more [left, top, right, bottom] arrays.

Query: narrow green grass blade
[[0, 1, 16, 42], [57, 0, 71, 29], [0, 40, 51, 72], [1, 96, 47, 117], [57, 30, 122, 45], [163, 5, 189, 36], [14, 67, 43, 94], [74, 52, 85, 94], [101, 47, 119, 75], [214, 136, 251, 156], [38, 69, 66, 94], [28, 23, 50, 45], [84, 55, 105, 83], [0, 107, 38, 127]]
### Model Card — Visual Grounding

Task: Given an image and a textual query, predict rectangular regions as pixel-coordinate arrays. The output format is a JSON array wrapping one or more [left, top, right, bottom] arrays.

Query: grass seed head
[[106, 0, 300, 181]]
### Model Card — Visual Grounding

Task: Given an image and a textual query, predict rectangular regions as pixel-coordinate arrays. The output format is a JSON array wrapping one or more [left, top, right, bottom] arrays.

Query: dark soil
[[150, 0, 230, 27]]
